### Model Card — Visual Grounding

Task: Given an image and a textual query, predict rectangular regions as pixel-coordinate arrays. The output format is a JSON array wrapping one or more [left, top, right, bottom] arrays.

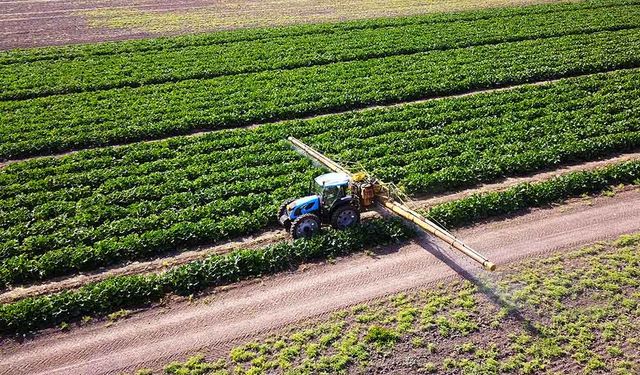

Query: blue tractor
[[278, 172, 363, 239]]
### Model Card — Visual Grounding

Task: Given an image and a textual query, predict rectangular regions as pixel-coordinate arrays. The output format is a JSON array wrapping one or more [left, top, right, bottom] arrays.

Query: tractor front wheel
[[331, 205, 360, 230], [290, 213, 321, 239], [278, 198, 295, 230]]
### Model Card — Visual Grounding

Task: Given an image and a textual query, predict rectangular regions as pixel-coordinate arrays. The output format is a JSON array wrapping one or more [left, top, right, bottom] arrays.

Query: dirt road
[[1, 188, 639, 375]]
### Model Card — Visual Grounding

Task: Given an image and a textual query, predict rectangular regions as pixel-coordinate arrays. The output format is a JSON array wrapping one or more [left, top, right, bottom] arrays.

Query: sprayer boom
[[287, 136, 495, 271]]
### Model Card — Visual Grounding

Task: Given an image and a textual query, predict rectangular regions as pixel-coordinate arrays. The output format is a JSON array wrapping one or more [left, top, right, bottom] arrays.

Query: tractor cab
[[314, 172, 350, 211], [278, 172, 361, 239]]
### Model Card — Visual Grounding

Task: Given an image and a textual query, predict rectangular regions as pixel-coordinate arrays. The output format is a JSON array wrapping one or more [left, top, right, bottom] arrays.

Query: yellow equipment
[[287, 136, 496, 271]]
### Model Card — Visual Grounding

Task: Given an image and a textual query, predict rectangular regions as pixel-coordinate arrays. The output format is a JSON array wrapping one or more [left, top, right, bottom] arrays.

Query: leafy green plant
[[2, 1, 639, 102], [2, 70, 640, 286], [426, 159, 640, 228], [364, 325, 398, 348], [0, 218, 412, 335], [4, 19, 640, 159]]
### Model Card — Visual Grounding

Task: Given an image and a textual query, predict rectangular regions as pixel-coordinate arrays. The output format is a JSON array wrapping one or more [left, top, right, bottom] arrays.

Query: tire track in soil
[[1, 188, 639, 375]]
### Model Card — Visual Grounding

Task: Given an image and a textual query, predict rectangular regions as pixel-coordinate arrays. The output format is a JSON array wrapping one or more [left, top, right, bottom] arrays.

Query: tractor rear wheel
[[290, 213, 321, 239], [331, 205, 360, 230]]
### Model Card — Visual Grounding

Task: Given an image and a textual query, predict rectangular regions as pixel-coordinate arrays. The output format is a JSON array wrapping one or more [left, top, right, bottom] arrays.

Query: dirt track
[[1, 188, 638, 375]]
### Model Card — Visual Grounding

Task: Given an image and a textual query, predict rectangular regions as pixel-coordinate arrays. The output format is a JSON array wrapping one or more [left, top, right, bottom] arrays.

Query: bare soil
[[1, 188, 638, 375], [0, 0, 571, 50]]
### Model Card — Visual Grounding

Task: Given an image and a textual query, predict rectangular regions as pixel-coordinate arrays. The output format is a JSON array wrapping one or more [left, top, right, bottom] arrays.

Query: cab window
[[322, 185, 346, 207]]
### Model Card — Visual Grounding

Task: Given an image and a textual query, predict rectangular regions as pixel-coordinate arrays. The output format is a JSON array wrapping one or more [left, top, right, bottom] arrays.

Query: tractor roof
[[315, 172, 350, 187]]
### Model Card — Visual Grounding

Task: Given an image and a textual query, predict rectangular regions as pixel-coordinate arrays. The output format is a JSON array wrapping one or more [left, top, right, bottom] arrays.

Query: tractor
[[277, 137, 496, 271], [278, 171, 376, 239]]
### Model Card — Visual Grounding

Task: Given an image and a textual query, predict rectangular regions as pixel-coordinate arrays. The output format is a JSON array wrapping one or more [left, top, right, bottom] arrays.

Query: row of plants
[[1, 72, 633, 248], [4, 28, 640, 159], [1, 70, 639, 286], [426, 160, 640, 228], [0, 0, 633, 66], [3, 3, 640, 100], [305, 67, 640, 188], [2, 158, 638, 336], [0, 218, 414, 335], [5, 68, 631, 189]]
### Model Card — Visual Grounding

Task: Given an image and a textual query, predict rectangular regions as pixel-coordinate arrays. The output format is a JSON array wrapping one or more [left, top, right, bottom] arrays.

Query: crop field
[[3, 0, 640, 159], [2, 70, 640, 287], [2, 0, 640, 374], [0, 0, 572, 50]]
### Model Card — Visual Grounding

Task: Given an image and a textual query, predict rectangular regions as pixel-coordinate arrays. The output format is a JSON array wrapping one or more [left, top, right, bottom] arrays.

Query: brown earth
[[0, 0, 572, 50], [1, 187, 638, 375]]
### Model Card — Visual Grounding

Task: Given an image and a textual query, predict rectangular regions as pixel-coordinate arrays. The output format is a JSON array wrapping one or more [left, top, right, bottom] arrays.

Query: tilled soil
[[0, 0, 568, 50], [1, 188, 638, 375]]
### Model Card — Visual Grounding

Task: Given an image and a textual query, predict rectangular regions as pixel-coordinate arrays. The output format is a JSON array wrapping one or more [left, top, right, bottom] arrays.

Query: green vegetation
[[0, 218, 412, 335], [2, 3, 640, 349], [4, 6, 640, 158], [77, 0, 588, 35], [152, 233, 640, 374], [1, 70, 639, 286], [3, 1, 640, 101], [1, 0, 630, 66], [426, 160, 640, 228]]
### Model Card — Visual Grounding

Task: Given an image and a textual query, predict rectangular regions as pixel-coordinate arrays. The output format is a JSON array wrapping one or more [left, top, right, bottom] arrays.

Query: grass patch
[[149, 232, 640, 374]]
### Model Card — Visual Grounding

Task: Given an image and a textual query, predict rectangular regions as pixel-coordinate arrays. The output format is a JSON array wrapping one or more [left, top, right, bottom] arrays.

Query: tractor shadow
[[413, 234, 542, 337]]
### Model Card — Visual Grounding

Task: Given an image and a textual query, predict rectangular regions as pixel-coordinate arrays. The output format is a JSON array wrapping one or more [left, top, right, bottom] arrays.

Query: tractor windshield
[[321, 185, 347, 209], [313, 180, 325, 196]]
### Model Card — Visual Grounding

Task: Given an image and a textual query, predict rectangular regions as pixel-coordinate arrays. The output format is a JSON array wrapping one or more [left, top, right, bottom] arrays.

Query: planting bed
[[2, 1, 640, 159], [3, 1, 639, 101], [2, 70, 640, 287], [3, 160, 639, 335]]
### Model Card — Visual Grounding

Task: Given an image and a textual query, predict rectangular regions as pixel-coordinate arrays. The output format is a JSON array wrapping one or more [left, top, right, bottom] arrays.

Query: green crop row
[[303, 70, 640, 193], [426, 160, 640, 228], [3, 28, 640, 160], [3, 3, 640, 101], [3, 158, 639, 336], [0, 218, 413, 335], [1, 0, 634, 66], [1, 70, 639, 286]]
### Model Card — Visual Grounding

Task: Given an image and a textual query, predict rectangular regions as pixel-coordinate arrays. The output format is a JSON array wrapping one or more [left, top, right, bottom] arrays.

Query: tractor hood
[[289, 195, 319, 210], [287, 195, 321, 220]]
